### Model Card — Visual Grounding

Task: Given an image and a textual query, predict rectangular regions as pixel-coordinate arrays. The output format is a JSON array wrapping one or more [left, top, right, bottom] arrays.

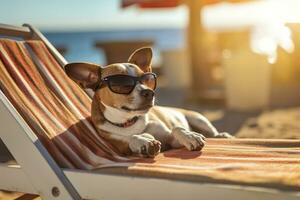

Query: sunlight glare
[[251, 23, 294, 64]]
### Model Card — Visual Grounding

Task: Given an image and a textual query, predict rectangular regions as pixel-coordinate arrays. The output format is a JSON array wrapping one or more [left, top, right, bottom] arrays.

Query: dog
[[65, 47, 232, 158]]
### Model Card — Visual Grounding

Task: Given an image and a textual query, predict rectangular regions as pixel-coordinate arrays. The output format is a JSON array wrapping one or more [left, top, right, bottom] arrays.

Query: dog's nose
[[140, 89, 154, 100]]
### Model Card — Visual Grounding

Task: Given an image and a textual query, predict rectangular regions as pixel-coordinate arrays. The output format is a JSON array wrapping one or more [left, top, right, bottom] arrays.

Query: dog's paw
[[129, 134, 161, 158], [215, 132, 234, 138], [173, 127, 205, 151]]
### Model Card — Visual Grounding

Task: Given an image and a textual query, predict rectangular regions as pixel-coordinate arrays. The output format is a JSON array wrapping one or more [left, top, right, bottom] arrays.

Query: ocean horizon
[[43, 28, 185, 65]]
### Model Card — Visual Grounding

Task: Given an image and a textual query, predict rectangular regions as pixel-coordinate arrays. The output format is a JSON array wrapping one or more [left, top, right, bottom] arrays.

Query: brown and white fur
[[65, 47, 232, 158]]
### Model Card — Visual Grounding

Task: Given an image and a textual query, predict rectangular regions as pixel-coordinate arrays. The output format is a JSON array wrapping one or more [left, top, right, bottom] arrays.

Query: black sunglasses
[[96, 72, 157, 94]]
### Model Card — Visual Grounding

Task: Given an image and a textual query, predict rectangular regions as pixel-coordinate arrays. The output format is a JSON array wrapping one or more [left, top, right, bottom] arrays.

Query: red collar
[[104, 116, 139, 128]]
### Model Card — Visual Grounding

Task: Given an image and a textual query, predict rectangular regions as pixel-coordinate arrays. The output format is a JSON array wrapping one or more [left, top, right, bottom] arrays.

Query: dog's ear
[[65, 62, 101, 89], [128, 47, 152, 72]]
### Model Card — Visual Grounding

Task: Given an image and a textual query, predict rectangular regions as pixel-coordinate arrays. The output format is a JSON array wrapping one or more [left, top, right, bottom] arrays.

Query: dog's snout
[[140, 89, 154, 100]]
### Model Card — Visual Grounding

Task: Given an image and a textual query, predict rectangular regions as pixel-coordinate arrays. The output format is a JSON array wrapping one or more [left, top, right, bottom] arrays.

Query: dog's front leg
[[170, 127, 206, 151], [129, 133, 161, 157]]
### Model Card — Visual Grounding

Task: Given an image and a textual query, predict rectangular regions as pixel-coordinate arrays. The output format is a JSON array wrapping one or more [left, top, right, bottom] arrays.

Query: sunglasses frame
[[96, 72, 157, 94]]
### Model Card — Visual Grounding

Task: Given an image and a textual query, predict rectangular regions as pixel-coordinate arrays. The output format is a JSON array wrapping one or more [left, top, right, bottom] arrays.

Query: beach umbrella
[[121, 0, 257, 8], [122, 0, 180, 8]]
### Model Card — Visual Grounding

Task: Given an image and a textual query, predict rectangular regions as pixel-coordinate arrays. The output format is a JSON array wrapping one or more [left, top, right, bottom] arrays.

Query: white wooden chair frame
[[0, 23, 299, 200]]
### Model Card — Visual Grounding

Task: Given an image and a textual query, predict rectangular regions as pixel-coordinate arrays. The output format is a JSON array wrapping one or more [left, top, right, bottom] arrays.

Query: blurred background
[[2, 0, 300, 138]]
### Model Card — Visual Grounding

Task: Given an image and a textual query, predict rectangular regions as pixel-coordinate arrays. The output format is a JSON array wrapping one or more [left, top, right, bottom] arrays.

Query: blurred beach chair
[[94, 40, 162, 75], [95, 40, 154, 64], [0, 24, 300, 200]]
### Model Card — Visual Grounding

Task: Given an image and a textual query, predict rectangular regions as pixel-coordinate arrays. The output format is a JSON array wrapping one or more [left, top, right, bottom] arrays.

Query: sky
[[0, 0, 188, 31], [2, 0, 300, 32], [203, 0, 300, 31]]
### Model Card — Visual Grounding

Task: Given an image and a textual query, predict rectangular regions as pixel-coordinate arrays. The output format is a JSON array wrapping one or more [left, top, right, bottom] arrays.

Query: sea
[[43, 28, 185, 65]]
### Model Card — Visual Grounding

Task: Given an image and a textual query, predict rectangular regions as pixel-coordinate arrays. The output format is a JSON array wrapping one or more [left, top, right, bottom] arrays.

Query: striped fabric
[[121, 139, 300, 191], [0, 39, 299, 190]]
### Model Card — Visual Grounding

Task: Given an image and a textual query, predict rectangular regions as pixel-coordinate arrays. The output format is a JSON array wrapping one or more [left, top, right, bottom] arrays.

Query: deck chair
[[0, 23, 299, 200]]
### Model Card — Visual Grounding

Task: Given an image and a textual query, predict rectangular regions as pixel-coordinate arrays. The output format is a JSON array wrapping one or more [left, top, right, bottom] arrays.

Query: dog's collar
[[104, 116, 139, 128]]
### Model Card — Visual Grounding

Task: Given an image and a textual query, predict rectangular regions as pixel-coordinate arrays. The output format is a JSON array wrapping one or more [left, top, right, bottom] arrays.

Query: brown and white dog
[[65, 47, 232, 158]]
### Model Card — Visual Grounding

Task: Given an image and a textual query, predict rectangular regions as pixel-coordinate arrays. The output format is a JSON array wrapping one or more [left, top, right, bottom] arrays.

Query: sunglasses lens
[[108, 76, 135, 94], [141, 74, 156, 90]]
